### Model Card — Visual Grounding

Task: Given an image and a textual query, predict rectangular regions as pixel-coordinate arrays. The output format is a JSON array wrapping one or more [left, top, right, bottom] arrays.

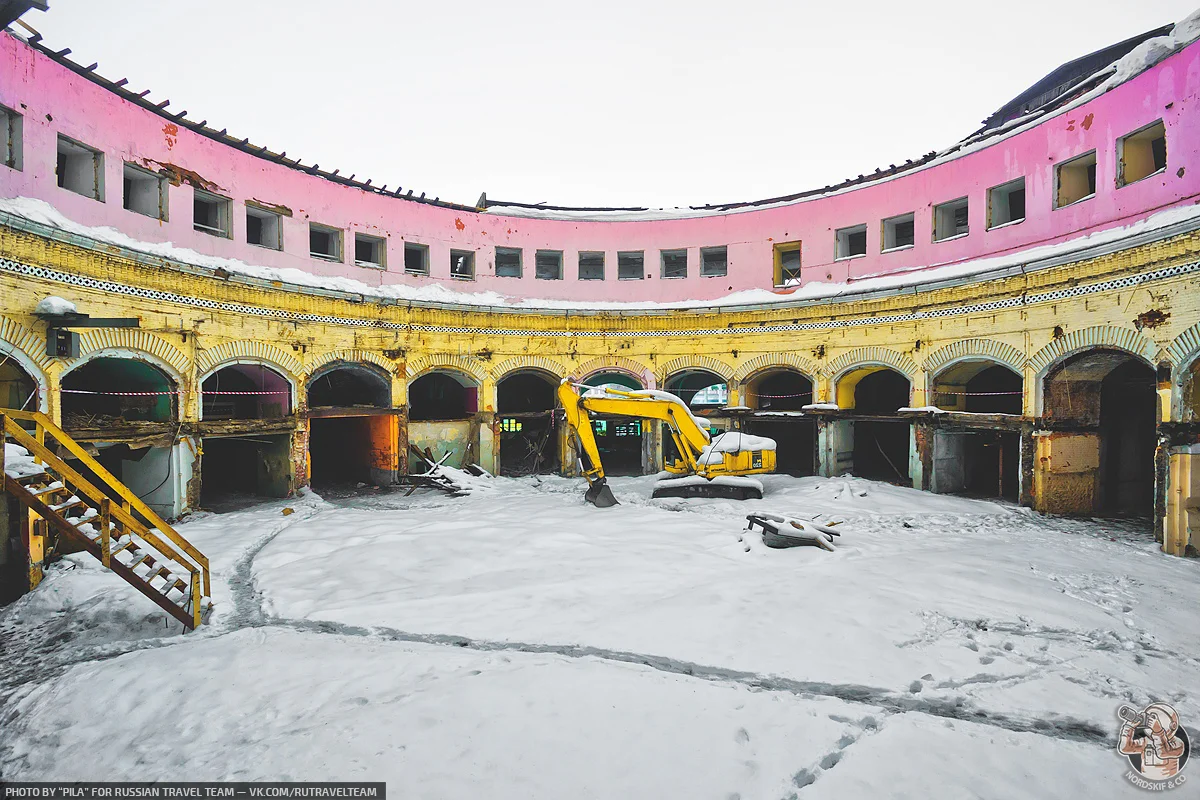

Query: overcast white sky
[[20, 0, 1199, 208]]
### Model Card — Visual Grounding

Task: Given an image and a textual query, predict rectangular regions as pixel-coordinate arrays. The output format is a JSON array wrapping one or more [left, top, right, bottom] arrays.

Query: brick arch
[[197, 340, 304, 380], [0, 316, 56, 374], [1029, 325, 1158, 377], [491, 355, 569, 383], [731, 353, 819, 383], [308, 349, 399, 379], [405, 353, 487, 384], [922, 338, 1026, 377], [72, 329, 190, 380], [1168, 321, 1200, 374], [825, 346, 918, 381], [569, 356, 654, 385], [657, 355, 735, 384]]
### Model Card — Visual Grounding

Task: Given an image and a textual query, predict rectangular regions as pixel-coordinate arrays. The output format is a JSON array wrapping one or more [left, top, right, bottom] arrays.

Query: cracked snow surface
[[1, 474, 1197, 797]]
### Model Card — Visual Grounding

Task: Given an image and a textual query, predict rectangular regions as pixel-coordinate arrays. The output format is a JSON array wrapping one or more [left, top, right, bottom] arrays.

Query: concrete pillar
[[1022, 365, 1037, 417], [1164, 446, 1199, 556], [477, 411, 498, 474]]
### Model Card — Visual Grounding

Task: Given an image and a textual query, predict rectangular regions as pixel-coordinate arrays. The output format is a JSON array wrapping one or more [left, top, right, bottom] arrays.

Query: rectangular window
[[450, 249, 475, 280], [700, 246, 727, 277], [835, 225, 867, 259], [1118, 120, 1167, 187], [495, 247, 523, 278], [1055, 150, 1097, 208], [579, 251, 605, 280], [246, 204, 282, 250], [404, 242, 429, 275], [122, 163, 167, 220], [535, 250, 563, 280], [1, 105, 22, 170], [881, 213, 915, 251], [933, 197, 969, 241], [56, 135, 104, 201], [774, 242, 802, 285], [987, 178, 1026, 229], [617, 251, 644, 280], [310, 223, 342, 261], [354, 233, 386, 268], [661, 249, 687, 279], [193, 188, 231, 237]]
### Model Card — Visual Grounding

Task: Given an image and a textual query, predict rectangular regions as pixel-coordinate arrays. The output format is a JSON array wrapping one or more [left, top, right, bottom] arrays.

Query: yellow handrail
[[3, 409, 211, 597]]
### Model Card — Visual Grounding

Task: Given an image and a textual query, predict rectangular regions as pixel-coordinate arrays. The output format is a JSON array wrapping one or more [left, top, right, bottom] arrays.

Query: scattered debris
[[403, 445, 494, 496], [745, 513, 842, 552]]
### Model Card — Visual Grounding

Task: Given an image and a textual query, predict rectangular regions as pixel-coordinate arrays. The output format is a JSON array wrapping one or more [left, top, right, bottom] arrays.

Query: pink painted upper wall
[[2, 30, 1199, 304]]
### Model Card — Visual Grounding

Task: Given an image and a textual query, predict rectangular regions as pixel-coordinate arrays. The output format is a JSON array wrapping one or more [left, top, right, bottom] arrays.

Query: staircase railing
[[2, 410, 210, 629]]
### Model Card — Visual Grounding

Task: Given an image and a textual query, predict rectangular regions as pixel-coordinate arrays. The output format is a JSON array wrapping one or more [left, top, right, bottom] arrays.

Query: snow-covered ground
[[1, 475, 1197, 797]]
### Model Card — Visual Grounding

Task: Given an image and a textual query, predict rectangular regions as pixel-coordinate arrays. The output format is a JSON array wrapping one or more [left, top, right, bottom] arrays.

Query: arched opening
[[1040, 349, 1156, 515], [932, 361, 1023, 415], [60, 357, 185, 520], [1183, 358, 1200, 423], [306, 362, 397, 491], [928, 361, 1023, 501], [62, 357, 176, 425], [407, 369, 480, 474], [497, 371, 559, 476], [409, 371, 478, 422], [743, 369, 816, 476], [831, 366, 911, 483], [581, 371, 645, 476], [202, 363, 292, 420], [199, 363, 294, 511], [0, 357, 38, 410], [664, 370, 728, 408]]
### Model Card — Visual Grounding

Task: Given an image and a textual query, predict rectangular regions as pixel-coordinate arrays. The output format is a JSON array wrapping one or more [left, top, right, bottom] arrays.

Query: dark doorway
[[0, 359, 37, 410], [744, 417, 816, 476], [498, 372, 559, 476], [200, 434, 292, 511], [853, 369, 909, 414], [1099, 359, 1156, 513], [310, 417, 380, 487], [849, 368, 910, 483], [934, 430, 1019, 500]]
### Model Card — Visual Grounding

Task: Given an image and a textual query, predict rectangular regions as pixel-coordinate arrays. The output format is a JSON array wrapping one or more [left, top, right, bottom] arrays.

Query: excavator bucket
[[585, 479, 619, 508]]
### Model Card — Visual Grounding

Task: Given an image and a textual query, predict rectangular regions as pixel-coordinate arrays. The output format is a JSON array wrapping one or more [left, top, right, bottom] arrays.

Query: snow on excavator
[[557, 380, 777, 507]]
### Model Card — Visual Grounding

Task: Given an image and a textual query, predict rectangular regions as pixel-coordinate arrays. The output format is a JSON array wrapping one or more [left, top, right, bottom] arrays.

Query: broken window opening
[[933, 197, 969, 241], [664, 370, 728, 408], [1055, 150, 1097, 208], [56, 134, 104, 201], [774, 242, 802, 285], [661, 249, 687, 279], [354, 233, 386, 269], [246, 205, 283, 250], [746, 369, 812, 412], [201, 363, 292, 420], [409, 371, 478, 421], [1118, 120, 1167, 187], [987, 179, 1026, 229], [123, 163, 167, 221], [535, 250, 563, 280], [578, 251, 605, 281], [700, 246, 728, 277], [450, 249, 475, 280], [495, 247, 523, 278], [193, 189, 231, 238], [0, 359, 37, 411], [881, 213, 915, 252], [618, 251, 645, 280], [307, 363, 391, 409], [2, 104, 23, 170], [309, 223, 343, 262], [403, 242, 429, 275], [835, 225, 867, 260], [61, 358, 176, 426]]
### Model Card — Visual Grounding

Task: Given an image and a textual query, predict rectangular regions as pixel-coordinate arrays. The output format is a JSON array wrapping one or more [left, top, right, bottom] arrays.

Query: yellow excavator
[[557, 380, 777, 506]]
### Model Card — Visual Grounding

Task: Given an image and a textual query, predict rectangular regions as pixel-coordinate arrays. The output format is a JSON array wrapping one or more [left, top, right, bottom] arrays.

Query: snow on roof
[[4, 195, 1200, 315]]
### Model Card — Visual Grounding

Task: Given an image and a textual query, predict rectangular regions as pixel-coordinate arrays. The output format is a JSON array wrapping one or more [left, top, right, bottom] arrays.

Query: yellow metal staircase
[[2, 410, 211, 630]]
